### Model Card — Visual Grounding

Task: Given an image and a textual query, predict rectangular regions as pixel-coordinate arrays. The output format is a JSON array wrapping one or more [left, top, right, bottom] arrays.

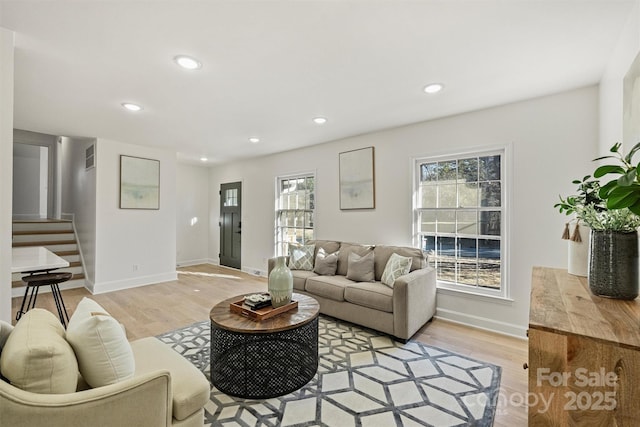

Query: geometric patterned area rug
[[156, 316, 501, 427]]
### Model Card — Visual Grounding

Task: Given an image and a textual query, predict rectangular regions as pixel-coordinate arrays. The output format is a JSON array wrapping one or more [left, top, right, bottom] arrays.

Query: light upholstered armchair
[[0, 302, 210, 427]]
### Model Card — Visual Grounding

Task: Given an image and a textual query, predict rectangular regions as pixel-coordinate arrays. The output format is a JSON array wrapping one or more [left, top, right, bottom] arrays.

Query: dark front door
[[219, 182, 241, 269]]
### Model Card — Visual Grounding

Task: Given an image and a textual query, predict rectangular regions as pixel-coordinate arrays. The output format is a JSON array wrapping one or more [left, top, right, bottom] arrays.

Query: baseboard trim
[[88, 271, 178, 295], [176, 258, 210, 268], [242, 266, 267, 277], [435, 307, 528, 339]]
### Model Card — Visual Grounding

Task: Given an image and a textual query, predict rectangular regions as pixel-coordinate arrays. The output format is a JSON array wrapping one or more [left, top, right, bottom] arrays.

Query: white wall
[[12, 129, 59, 219], [208, 86, 599, 336], [176, 163, 210, 266], [600, 0, 640, 153], [92, 139, 177, 293], [60, 136, 98, 284], [0, 27, 14, 322], [12, 143, 42, 217]]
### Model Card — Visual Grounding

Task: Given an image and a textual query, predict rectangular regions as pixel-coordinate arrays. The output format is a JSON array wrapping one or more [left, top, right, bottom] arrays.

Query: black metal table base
[[210, 317, 319, 399]]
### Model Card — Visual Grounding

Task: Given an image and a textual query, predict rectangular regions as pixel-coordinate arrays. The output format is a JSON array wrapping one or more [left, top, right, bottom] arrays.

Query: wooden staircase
[[11, 219, 86, 296]]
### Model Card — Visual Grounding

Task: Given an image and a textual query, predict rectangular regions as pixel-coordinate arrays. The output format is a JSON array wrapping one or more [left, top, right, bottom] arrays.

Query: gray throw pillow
[[381, 253, 413, 287], [288, 244, 316, 270], [313, 248, 339, 276], [346, 251, 375, 282]]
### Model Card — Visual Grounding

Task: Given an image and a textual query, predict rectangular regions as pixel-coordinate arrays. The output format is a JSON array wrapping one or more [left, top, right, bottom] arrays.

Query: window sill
[[436, 283, 514, 304]]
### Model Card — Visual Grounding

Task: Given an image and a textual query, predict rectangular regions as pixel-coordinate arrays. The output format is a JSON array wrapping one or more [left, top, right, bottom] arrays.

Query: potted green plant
[[594, 142, 640, 214], [556, 164, 640, 300]]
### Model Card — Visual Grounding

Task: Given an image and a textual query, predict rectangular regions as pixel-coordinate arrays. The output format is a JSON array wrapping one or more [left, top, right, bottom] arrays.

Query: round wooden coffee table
[[209, 292, 319, 399]]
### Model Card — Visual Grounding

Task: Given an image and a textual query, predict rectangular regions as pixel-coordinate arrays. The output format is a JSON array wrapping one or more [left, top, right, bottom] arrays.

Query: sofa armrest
[[0, 371, 172, 427], [392, 266, 437, 340]]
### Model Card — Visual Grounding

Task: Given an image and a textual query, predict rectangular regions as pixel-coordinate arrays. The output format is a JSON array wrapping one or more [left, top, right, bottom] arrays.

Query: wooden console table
[[528, 267, 640, 426]]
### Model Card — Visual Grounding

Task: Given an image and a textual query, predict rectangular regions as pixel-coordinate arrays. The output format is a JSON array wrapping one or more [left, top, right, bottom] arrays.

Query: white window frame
[[275, 172, 316, 256], [412, 145, 510, 300]]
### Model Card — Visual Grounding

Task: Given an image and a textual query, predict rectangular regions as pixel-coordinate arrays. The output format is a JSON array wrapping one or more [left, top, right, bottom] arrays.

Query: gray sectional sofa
[[268, 240, 436, 341]]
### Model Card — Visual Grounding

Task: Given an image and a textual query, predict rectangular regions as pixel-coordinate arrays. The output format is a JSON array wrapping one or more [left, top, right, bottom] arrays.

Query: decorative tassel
[[570, 223, 582, 242], [561, 223, 570, 240]]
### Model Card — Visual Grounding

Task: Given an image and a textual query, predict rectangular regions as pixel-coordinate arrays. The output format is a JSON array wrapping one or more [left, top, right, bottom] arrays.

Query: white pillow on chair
[[66, 297, 135, 388]]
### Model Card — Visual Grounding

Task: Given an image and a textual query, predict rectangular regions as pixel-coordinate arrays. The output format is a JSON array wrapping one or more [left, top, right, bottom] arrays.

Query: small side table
[[209, 293, 319, 399]]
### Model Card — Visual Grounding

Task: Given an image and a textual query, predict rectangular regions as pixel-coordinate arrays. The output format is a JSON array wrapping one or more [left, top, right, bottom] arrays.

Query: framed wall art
[[339, 146, 375, 210], [119, 155, 160, 209]]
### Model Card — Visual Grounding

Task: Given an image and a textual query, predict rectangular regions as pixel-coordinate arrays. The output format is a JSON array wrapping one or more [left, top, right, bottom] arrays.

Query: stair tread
[[55, 250, 80, 256], [13, 230, 73, 235], [12, 219, 72, 223], [12, 240, 77, 247]]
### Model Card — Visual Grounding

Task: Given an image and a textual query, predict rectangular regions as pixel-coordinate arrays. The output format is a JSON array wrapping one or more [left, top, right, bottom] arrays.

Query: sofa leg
[[394, 336, 409, 344]]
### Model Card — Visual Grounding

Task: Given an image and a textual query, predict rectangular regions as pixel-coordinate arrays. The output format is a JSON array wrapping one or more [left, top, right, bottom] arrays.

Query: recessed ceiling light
[[248, 137, 260, 144], [121, 102, 143, 112], [423, 83, 444, 94], [200, 157, 208, 162], [174, 55, 202, 70], [313, 117, 328, 125]]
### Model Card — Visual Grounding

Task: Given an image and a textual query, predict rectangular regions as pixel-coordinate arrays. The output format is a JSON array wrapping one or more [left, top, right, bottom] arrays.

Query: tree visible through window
[[276, 174, 315, 256], [415, 150, 505, 294]]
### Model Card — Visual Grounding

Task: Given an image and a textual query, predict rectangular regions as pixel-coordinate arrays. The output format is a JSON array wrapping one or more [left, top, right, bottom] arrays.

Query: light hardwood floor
[[11, 264, 528, 425]]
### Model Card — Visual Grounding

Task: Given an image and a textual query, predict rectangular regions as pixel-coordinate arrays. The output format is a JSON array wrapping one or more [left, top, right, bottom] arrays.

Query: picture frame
[[119, 155, 160, 209], [339, 146, 375, 210]]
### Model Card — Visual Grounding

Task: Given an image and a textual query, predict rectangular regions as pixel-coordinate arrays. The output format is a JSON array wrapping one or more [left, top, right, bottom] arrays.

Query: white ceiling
[[0, 1, 635, 164]]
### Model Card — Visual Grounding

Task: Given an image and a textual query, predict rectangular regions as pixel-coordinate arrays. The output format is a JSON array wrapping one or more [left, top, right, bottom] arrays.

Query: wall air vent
[[85, 144, 95, 170]]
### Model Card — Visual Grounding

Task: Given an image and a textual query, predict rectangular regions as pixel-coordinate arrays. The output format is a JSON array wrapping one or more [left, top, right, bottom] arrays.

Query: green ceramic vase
[[269, 256, 293, 307]]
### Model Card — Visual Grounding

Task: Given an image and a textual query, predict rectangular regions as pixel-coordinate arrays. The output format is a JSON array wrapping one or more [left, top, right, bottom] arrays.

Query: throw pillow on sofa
[[0, 309, 78, 394], [314, 248, 339, 275], [66, 297, 135, 388], [381, 253, 413, 287], [288, 243, 316, 270], [346, 251, 375, 282]]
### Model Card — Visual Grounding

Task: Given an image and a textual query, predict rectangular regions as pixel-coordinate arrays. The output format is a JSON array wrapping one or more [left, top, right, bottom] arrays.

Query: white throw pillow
[[381, 253, 413, 287], [66, 297, 135, 388], [288, 243, 316, 270]]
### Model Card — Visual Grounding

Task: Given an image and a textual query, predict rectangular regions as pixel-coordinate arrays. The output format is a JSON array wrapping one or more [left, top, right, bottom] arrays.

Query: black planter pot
[[588, 230, 639, 300]]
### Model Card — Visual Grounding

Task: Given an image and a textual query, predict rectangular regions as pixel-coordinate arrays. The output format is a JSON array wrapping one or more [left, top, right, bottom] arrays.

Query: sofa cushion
[[314, 248, 339, 275], [344, 282, 394, 313], [0, 309, 78, 394], [131, 337, 210, 421], [373, 245, 426, 281], [305, 275, 354, 301], [291, 269, 318, 291], [346, 251, 375, 282], [337, 243, 374, 276], [288, 243, 316, 270], [66, 297, 135, 388], [381, 253, 413, 287]]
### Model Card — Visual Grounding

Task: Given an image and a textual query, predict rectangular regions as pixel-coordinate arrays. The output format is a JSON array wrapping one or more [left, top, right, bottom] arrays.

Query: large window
[[276, 173, 315, 256], [414, 149, 507, 297]]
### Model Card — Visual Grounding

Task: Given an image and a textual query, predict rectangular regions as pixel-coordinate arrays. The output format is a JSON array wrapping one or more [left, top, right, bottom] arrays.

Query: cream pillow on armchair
[[65, 297, 135, 388]]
